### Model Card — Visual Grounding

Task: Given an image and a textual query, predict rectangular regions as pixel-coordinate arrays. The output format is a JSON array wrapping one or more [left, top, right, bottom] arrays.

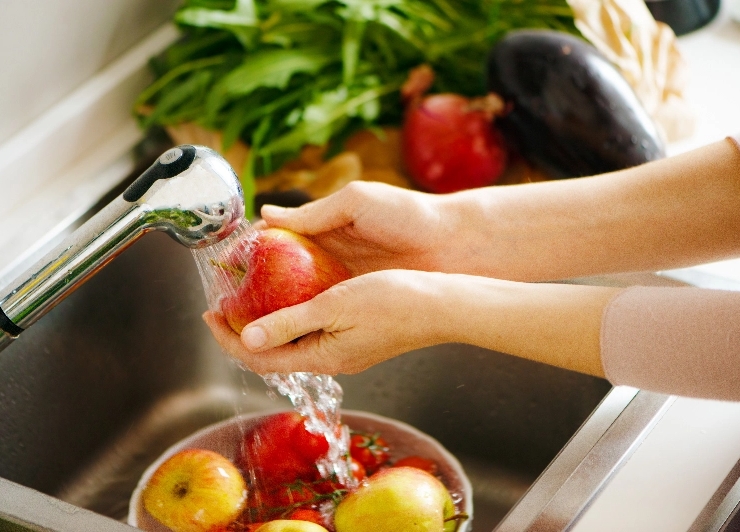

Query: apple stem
[[444, 512, 470, 532], [209, 258, 246, 280]]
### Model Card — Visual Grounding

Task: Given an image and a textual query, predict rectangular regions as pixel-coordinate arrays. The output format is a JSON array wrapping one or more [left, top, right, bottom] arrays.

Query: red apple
[[141, 448, 247, 532], [237, 412, 330, 487], [219, 228, 351, 334], [333, 466, 463, 532]]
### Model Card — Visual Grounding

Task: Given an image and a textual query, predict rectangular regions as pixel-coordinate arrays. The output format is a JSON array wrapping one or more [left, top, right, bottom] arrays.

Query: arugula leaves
[[135, 0, 578, 209]]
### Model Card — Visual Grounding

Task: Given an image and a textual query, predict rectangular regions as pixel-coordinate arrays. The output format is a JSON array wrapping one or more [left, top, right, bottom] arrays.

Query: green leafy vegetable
[[135, 0, 579, 208]]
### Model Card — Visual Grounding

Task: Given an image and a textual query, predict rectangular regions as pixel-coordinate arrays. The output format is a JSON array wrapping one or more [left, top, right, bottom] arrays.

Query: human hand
[[258, 181, 451, 275], [202, 269, 450, 375], [203, 265, 615, 378]]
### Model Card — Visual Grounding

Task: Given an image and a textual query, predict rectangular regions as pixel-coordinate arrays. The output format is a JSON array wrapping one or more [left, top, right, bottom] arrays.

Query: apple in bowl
[[140, 449, 247, 532], [334, 466, 461, 532]]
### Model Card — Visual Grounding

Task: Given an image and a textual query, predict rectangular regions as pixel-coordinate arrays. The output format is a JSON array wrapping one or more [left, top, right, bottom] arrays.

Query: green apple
[[255, 520, 329, 532], [141, 448, 247, 532], [334, 466, 461, 532]]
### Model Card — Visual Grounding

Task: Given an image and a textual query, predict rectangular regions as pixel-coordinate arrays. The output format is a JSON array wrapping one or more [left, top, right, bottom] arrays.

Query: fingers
[[236, 336, 340, 376], [241, 294, 337, 352], [202, 308, 328, 373], [260, 200, 353, 236], [203, 300, 343, 375], [202, 311, 249, 360], [260, 181, 377, 235]]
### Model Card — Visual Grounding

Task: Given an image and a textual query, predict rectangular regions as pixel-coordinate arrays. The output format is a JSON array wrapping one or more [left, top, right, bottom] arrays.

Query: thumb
[[260, 191, 355, 235], [241, 297, 336, 352]]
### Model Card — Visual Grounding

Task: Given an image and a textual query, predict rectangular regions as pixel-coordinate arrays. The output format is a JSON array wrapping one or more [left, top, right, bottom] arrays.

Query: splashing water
[[264, 371, 353, 486], [192, 219, 354, 488]]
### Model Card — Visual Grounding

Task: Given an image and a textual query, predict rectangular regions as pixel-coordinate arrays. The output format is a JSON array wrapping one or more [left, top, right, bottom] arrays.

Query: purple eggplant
[[487, 30, 665, 179]]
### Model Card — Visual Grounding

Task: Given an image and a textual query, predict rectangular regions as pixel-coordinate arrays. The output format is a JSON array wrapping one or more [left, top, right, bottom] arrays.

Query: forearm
[[440, 138, 740, 281], [433, 274, 620, 377]]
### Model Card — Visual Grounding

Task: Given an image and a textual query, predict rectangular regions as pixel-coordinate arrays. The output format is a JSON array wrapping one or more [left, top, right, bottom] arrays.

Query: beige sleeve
[[601, 286, 740, 401]]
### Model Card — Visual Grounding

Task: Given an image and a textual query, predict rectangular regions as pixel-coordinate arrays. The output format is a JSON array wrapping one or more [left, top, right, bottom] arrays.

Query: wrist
[[432, 190, 508, 277], [432, 273, 618, 377]]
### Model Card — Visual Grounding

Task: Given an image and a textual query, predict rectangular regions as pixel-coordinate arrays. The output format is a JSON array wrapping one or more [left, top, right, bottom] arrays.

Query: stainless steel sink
[[5, 141, 678, 531], [0, 221, 613, 531]]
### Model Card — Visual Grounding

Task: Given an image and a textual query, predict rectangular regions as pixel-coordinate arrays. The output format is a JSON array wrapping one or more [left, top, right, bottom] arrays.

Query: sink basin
[[0, 141, 620, 532], [0, 229, 611, 531]]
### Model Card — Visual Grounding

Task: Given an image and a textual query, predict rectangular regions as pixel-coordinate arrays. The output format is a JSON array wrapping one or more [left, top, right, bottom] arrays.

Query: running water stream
[[263, 372, 353, 486]]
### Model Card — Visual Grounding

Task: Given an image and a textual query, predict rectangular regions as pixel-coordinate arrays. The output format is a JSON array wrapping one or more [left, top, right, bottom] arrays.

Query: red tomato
[[292, 418, 333, 465], [287, 508, 326, 526], [237, 412, 329, 486], [349, 457, 367, 483], [311, 457, 366, 496], [349, 432, 390, 474], [393, 455, 439, 475], [269, 482, 317, 507], [242, 481, 321, 524]]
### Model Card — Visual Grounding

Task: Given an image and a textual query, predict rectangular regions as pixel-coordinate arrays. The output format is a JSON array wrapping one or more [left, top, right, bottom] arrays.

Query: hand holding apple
[[219, 228, 351, 334], [141, 448, 247, 532]]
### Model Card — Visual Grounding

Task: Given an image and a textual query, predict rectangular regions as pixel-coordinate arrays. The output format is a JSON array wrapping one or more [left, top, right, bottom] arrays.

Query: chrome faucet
[[0, 145, 244, 351]]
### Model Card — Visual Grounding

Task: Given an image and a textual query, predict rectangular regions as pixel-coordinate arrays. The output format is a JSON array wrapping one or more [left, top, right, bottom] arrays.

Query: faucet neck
[[0, 307, 22, 337]]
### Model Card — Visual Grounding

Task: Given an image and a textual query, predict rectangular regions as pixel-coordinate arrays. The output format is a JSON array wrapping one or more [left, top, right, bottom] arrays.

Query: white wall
[[0, 0, 180, 145]]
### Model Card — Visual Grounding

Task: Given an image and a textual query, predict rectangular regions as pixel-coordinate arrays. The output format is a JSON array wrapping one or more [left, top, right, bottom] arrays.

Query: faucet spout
[[0, 145, 244, 351]]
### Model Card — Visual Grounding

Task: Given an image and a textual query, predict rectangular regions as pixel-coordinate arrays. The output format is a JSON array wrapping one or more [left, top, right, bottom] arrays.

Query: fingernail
[[242, 326, 267, 350]]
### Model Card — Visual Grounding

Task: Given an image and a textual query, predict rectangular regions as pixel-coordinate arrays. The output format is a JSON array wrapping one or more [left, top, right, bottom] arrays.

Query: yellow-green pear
[[334, 466, 458, 532]]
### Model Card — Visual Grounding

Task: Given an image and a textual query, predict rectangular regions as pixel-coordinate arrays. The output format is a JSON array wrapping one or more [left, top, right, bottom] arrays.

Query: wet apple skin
[[221, 228, 351, 334]]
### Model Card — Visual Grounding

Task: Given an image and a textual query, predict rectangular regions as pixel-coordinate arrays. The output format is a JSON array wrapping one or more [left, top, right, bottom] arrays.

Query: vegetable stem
[[135, 55, 228, 107]]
